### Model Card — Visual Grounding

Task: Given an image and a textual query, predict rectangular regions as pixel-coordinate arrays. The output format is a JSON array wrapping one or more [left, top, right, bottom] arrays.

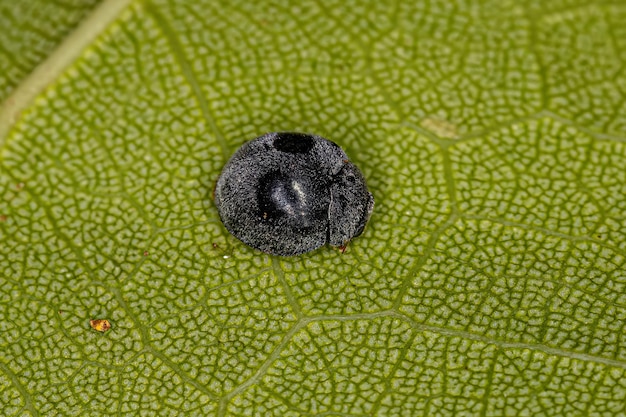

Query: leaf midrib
[[0, 0, 132, 142]]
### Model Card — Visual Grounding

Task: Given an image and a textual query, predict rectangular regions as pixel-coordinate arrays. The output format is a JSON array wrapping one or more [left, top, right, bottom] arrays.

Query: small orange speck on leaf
[[90, 319, 111, 333], [0, 215, 7, 222], [143, 251, 149, 256], [16, 182, 25, 190]]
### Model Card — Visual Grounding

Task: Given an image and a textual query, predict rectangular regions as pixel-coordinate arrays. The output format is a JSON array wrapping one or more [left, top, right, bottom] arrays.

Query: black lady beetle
[[214, 132, 374, 256]]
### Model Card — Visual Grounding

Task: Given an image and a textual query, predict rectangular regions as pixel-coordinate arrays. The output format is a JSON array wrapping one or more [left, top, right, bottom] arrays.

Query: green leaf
[[0, 0, 102, 101], [1, 0, 625, 415]]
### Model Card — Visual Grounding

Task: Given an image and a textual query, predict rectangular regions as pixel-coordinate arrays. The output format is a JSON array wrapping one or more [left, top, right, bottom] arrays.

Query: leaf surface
[[1, 0, 625, 416], [0, 0, 102, 101]]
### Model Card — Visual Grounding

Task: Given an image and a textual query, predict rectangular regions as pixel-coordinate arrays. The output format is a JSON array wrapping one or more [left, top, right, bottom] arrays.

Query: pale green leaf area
[[0, 0, 626, 416], [0, 0, 102, 101]]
